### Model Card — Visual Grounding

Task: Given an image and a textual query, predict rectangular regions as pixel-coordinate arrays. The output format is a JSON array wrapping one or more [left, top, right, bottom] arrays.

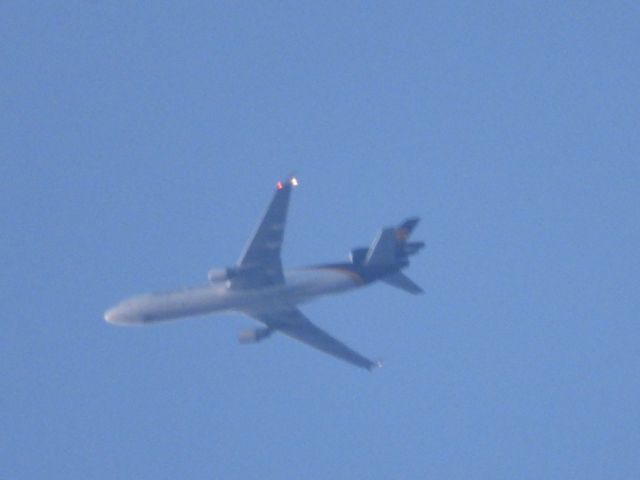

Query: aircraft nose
[[104, 303, 145, 325], [104, 306, 136, 325], [104, 307, 122, 324]]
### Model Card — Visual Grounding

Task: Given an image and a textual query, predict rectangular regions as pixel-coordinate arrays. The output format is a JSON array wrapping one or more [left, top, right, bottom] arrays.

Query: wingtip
[[276, 174, 299, 190], [368, 360, 384, 371]]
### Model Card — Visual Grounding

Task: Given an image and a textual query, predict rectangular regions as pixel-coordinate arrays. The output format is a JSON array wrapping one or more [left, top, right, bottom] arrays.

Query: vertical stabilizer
[[364, 228, 397, 266], [364, 217, 424, 267]]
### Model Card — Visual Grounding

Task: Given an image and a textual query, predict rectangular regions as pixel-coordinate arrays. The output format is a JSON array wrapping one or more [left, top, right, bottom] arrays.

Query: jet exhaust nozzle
[[208, 266, 251, 283], [207, 268, 228, 283]]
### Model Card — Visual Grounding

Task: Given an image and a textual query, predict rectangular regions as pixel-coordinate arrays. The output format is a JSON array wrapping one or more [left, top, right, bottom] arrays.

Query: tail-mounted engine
[[207, 268, 228, 283], [349, 247, 369, 265], [207, 266, 258, 284]]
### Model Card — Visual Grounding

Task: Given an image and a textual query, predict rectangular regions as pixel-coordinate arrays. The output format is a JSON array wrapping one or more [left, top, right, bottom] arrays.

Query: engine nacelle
[[349, 247, 369, 265], [208, 266, 249, 283], [238, 328, 273, 343], [207, 269, 227, 283], [224, 267, 241, 279]]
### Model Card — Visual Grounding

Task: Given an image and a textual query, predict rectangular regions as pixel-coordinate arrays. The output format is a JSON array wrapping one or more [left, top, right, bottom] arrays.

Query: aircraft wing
[[234, 177, 296, 288], [249, 308, 379, 370]]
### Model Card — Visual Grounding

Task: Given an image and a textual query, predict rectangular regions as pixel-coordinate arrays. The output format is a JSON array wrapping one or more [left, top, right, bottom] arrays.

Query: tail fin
[[365, 217, 425, 267], [381, 272, 423, 294], [364, 227, 398, 266]]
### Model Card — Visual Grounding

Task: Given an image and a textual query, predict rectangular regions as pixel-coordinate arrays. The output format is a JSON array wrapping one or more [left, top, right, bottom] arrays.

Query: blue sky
[[2, 2, 638, 479]]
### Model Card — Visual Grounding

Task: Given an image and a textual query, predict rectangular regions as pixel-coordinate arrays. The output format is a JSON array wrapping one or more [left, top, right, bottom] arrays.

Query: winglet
[[368, 359, 384, 371], [276, 174, 299, 190]]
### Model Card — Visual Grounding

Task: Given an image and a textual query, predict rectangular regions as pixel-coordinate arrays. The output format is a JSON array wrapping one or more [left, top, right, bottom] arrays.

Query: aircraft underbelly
[[282, 268, 358, 298], [227, 269, 357, 311], [128, 285, 231, 323], [108, 268, 359, 324]]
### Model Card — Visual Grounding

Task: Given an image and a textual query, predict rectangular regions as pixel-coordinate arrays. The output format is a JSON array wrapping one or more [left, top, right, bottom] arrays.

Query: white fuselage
[[104, 267, 361, 325]]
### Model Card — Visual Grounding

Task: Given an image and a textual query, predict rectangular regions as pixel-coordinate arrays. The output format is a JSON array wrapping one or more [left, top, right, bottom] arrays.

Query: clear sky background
[[2, 2, 638, 479]]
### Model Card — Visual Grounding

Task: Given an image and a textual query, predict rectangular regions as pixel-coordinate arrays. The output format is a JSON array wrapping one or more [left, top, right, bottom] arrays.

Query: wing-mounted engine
[[238, 327, 273, 343]]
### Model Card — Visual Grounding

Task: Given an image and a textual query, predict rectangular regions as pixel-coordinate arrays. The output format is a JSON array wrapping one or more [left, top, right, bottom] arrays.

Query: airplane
[[104, 176, 424, 370]]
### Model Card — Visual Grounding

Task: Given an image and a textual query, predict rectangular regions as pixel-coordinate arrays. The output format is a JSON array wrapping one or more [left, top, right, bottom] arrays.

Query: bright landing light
[[291, 177, 298, 186]]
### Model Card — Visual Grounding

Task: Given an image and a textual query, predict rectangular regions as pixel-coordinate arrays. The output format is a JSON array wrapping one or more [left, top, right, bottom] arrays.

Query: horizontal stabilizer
[[381, 272, 423, 295]]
